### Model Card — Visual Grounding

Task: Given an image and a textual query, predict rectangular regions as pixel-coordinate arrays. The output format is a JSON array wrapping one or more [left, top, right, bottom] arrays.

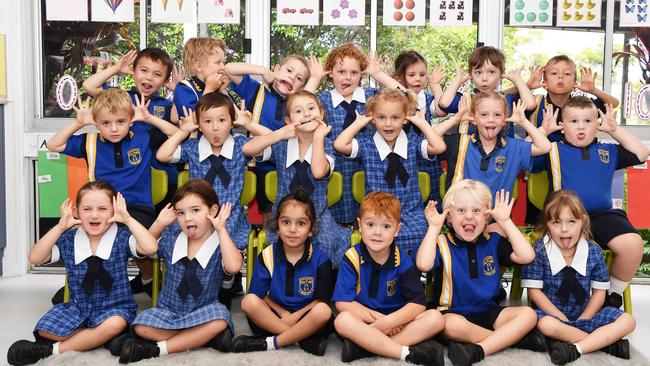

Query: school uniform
[[349, 130, 434, 257], [526, 94, 607, 142], [534, 140, 642, 246], [522, 236, 625, 333], [170, 133, 251, 250], [260, 137, 352, 265], [430, 231, 514, 329], [332, 242, 425, 315], [439, 90, 518, 137], [133, 222, 233, 331], [35, 224, 139, 337], [173, 77, 206, 118], [318, 87, 379, 224]]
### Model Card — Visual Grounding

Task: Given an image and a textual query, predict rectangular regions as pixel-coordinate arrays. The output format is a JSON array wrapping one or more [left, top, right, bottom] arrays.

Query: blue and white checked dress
[[133, 223, 233, 331], [35, 224, 137, 337], [172, 133, 251, 250], [522, 236, 624, 333]]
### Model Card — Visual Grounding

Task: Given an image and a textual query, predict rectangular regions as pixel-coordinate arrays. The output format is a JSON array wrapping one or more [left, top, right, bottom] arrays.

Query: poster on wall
[[324, 0, 365, 26], [556, 0, 601, 27], [276, 0, 319, 26], [430, 0, 473, 27], [197, 0, 241, 24], [151, 0, 196, 23], [91, 0, 134, 22], [619, 0, 650, 27], [46, 0, 88, 21], [509, 0, 553, 26], [384, 0, 426, 26]]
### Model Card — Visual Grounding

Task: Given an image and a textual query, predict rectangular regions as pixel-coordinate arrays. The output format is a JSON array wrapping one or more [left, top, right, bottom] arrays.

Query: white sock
[[609, 277, 628, 295], [141, 277, 152, 285], [52, 342, 60, 355], [400, 346, 410, 361], [222, 276, 234, 289], [574, 343, 582, 355], [266, 337, 276, 350], [157, 340, 168, 356]]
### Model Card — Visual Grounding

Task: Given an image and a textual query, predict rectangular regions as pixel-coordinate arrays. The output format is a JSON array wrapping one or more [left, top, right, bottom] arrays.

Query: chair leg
[[624, 284, 633, 315], [246, 230, 257, 293], [509, 265, 523, 302], [425, 271, 433, 302], [152, 258, 159, 307], [63, 275, 70, 303]]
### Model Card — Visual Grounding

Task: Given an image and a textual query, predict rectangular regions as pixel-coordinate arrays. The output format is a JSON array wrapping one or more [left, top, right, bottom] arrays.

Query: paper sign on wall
[[619, 0, 650, 27], [324, 0, 366, 26], [91, 0, 134, 22], [509, 0, 553, 26], [276, 0, 319, 26], [430, 0, 473, 27], [198, 0, 241, 24], [384, 0, 426, 26], [151, 0, 196, 23], [46, 0, 88, 21], [556, 0, 601, 27]]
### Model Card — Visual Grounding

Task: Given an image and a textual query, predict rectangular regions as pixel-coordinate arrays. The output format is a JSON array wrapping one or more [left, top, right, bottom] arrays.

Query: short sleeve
[[157, 224, 180, 262], [128, 235, 146, 258], [589, 244, 610, 290], [49, 229, 75, 264], [615, 144, 643, 170], [177, 139, 194, 164], [521, 241, 546, 289], [314, 259, 334, 301], [496, 234, 515, 266], [399, 262, 426, 306], [331, 255, 359, 303], [347, 138, 360, 159], [247, 254, 273, 298], [324, 137, 337, 174], [173, 83, 199, 118], [439, 92, 462, 114], [229, 75, 261, 109], [62, 134, 86, 159], [515, 139, 533, 172]]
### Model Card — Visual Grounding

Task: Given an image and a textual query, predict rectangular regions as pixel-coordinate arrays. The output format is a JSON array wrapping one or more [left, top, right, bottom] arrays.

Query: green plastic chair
[[264, 171, 343, 208], [527, 170, 549, 210], [351, 171, 431, 204]]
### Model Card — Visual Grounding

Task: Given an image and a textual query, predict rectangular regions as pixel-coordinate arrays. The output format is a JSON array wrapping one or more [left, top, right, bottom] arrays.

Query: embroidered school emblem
[[299, 277, 314, 296], [386, 278, 397, 296], [482, 256, 496, 276], [127, 148, 142, 165], [598, 149, 610, 164], [494, 156, 506, 173], [153, 106, 165, 118]]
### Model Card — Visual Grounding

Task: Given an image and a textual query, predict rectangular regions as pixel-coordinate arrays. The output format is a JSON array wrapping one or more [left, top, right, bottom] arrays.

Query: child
[[119, 179, 242, 363], [334, 88, 445, 257], [233, 189, 333, 356], [306, 43, 405, 225], [242, 90, 351, 264], [174, 37, 230, 118], [7, 181, 157, 365], [225, 55, 311, 226], [436, 91, 551, 198], [416, 180, 545, 366], [533, 96, 648, 309], [437, 46, 536, 135], [521, 190, 636, 365], [333, 191, 445, 365]]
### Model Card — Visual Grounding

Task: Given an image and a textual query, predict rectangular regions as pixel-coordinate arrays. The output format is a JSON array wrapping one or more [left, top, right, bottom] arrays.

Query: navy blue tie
[[177, 258, 204, 301], [557, 266, 587, 306], [205, 155, 231, 187], [290, 160, 315, 194], [341, 100, 359, 130], [385, 152, 409, 187], [81, 256, 113, 294]]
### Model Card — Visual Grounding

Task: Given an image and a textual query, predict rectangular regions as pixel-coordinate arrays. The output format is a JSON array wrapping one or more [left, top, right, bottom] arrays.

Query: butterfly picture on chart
[[276, 0, 319, 25], [556, 0, 601, 27], [197, 0, 241, 24], [619, 0, 650, 27], [430, 0, 473, 27], [151, 0, 195, 23], [324, 0, 365, 26], [384, 0, 426, 26], [91, 0, 134, 22], [508, 0, 552, 26]]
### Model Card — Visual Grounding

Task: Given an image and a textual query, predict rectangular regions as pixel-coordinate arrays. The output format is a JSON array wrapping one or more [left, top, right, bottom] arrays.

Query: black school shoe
[[7, 340, 53, 365], [51, 286, 65, 305], [298, 335, 328, 356], [119, 338, 160, 364], [601, 339, 630, 359], [549, 341, 581, 365], [514, 328, 548, 352], [340, 338, 374, 362], [106, 333, 131, 356], [207, 328, 233, 352], [231, 335, 268, 353], [448, 342, 485, 366], [604, 292, 623, 309], [129, 274, 153, 297], [406, 339, 445, 366]]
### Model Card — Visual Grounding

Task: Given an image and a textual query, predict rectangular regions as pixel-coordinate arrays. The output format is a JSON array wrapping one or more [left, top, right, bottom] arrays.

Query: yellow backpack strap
[[458, 92, 472, 134], [529, 95, 545, 127], [85, 132, 98, 182], [548, 142, 562, 191], [436, 234, 453, 311], [451, 134, 472, 185], [251, 84, 266, 125], [180, 79, 199, 100], [261, 245, 274, 278], [344, 248, 361, 295]]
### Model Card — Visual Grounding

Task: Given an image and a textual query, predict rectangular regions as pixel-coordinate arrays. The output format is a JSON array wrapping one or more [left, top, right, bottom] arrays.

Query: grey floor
[[0, 274, 649, 365]]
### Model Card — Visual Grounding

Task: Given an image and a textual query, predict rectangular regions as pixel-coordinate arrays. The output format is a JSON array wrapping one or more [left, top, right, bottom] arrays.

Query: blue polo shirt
[[248, 240, 333, 312], [62, 122, 166, 208], [431, 231, 513, 315], [332, 243, 425, 315], [533, 140, 642, 214], [173, 77, 205, 118]]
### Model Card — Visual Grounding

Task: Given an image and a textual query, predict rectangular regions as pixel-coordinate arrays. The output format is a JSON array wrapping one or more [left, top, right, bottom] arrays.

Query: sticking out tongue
[[187, 226, 198, 238], [560, 237, 573, 247], [484, 127, 498, 139]]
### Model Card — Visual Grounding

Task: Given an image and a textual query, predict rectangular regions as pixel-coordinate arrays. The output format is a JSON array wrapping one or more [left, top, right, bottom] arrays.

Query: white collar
[[171, 230, 220, 269], [198, 134, 234, 162], [416, 90, 427, 110], [373, 130, 408, 161], [74, 223, 118, 265], [544, 235, 589, 276], [286, 137, 313, 168], [331, 87, 366, 108]]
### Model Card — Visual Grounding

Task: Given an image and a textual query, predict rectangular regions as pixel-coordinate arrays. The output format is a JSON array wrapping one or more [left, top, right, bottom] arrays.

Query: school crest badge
[[482, 256, 496, 276], [128, 148, 142, 165], [494, 156, 506, 173], [153, 106, 165, 118], [598, 149, 610, 164], [386, 278, 397, 296], [299, 277, 314, 296]]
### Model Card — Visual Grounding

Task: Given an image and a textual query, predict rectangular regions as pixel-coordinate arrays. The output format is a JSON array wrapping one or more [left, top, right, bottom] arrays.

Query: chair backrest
[[439, 171, 519, 201], [264, 171, 343, 208], [177, 170, 189, 187], [351, 171, 430, 203], [527, 170, 549, 210], [178, 169, 257, 206], [151, 168, 168, 205]]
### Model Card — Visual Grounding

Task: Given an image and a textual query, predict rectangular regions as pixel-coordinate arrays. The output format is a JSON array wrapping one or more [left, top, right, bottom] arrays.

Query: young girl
[[7, 181, 158, 366], [242, 90, 351, 264], [233, 189, 333, 356], [304, 43, 404, 225], [333, 88, 446, 257], [119, 179, 242, 363], [522, 190, 635, 365]]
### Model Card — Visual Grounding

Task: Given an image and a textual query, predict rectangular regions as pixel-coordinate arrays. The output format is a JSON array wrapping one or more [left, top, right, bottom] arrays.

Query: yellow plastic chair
[[264, 171, 343, 207], [351, 171, 431, 203], [439, 171, 519, 201], [527, 170, 549, 210]]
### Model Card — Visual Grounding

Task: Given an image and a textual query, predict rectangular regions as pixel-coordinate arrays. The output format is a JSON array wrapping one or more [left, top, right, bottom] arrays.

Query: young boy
[[533, 96, 648, 309], [333, 191, 445, 365], [224, 55, 310, 225], [416, 180, 545, 366], [437, 46, 536, 136]]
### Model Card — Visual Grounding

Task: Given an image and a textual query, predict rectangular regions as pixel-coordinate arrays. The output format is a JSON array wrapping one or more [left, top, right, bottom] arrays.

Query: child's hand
[[540, 104, 562, 136], [505, 99, 528, 125], [57, 198, 81, 230], [503, 67, 524, 83], [179, 107, 199, 133], [427, 65, 447, 86], [307, 56, 330, 81], [454, 95, 472, 124], [453, 64, 471, 83], [206, 72, 229, 93], [73, 96, 95, 126], [313, 119, 332, 140], [488, 189, 514, 224], [155, 203, 177, 227], [598, 104, 618, 134], [262, 68, 275, 85], [109, 193, 132, 224], [207, 202, 232, 231], [353, 110, 374, 127], [164, 64, 184, 92], [115, 49, 137, 76], [133, 94, 152, 122], [278, 121, 299, 140], [576, 67, 596, 93], [365, 50, 387, 76], [526, 65, 543, 90], [424, 200, 448, 229], [406, 109, 428, 127], [233, 100, 253, 127]]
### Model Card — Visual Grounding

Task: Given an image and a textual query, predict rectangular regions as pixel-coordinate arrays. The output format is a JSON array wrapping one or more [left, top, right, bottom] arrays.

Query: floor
[[0, 274, 648, 365]]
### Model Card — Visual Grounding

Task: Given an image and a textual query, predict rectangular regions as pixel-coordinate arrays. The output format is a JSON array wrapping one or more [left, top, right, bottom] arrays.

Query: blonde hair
[[366, 88, 418, 116], [182, 37, 227, 75], [442, 179, 493, 211], [92, 88, 134, 120], [543, 55, 577, 82], [471, 91, 508, 116]]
